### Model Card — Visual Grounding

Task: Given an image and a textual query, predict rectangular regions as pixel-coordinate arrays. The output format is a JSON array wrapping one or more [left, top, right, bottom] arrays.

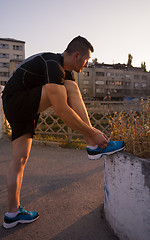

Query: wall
[[104, 152, 150, 240]]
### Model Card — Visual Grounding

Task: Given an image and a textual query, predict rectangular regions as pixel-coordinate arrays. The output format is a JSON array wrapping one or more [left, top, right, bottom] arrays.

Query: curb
[[32, 139, 60, 148]]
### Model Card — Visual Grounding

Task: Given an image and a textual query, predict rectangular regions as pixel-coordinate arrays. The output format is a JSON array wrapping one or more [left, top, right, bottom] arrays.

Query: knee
[[20, 154, 29, 167], [12, 153, 29, 172], [65, 81, 80, 96]]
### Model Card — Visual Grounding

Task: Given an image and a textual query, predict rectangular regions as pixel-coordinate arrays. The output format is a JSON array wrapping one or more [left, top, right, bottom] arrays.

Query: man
[[2, 36, 125, 228]]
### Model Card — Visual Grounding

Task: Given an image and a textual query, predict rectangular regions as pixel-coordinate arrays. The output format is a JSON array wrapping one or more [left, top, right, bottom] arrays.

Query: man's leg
[[4, 133, 39, 228], [7, 133, 32, 212], [7, 85, 52, 211]]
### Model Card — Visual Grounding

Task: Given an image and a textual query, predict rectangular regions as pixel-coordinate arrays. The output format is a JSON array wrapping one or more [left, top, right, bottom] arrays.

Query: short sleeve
[[46, 61, 65, 85]]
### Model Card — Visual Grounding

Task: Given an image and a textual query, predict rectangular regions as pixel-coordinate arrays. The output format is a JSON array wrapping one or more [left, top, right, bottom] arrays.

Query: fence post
[[67, 127, 72, 141], [0, 85, 4, 139]]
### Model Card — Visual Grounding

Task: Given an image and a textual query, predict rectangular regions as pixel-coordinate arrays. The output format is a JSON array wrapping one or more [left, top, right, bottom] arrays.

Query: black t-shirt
[[3, 52, 75, 94]]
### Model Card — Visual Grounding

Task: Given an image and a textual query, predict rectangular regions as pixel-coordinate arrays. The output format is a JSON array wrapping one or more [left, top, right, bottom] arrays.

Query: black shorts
[[2, 86, 42, 141]]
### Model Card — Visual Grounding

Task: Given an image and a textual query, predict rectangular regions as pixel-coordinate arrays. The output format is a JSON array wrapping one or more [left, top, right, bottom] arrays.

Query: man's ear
[[73, 51, 80, 60]]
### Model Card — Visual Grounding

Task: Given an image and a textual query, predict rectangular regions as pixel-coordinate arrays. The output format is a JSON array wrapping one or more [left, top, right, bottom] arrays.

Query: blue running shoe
[[3, 206, 39, 229], [87, 139, 125, 160]]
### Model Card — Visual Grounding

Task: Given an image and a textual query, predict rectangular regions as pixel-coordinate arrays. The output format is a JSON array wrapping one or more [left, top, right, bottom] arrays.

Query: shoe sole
[[3, 215, 39, 229], [88, 146, 125, 160]]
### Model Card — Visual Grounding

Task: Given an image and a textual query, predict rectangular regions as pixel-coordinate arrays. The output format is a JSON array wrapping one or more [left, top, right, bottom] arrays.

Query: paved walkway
[[0, 138, 117, 240]]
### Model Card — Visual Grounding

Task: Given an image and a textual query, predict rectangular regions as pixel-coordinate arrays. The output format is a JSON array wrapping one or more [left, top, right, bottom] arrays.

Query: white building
[[0, 38, 25, 85]]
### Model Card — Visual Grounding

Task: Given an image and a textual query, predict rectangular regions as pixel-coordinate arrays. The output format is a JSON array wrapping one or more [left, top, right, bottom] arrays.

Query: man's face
[[73, 50, 91, 73]]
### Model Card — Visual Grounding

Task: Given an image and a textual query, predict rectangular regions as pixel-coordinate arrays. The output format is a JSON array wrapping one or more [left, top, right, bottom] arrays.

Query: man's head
[[65, 36, 94, 56], [64, 36, 94, 72]]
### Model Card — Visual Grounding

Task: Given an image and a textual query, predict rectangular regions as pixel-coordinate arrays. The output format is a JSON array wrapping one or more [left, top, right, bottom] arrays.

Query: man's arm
[[44, 83, 108, 148]]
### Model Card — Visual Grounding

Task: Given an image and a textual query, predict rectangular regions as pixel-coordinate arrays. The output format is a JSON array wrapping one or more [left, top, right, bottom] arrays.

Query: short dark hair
[[65, 36, 94, 55]]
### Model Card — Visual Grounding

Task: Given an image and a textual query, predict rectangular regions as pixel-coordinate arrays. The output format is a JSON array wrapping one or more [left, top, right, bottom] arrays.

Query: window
[[83, 88, 88, 94], [110, 73, 114, 77], [13, 45, 22, 51], [0, 62, 9, 68], [106, 81, 123, 86], [125, 74, 131, 79], [115, 73, 120, 77], [96, 88, 105, 93], [142, 83, 147, 87], [115, 81, 123, 86], [106, 72, 114, 77], [0, 53, 9, 58], [106, 81, 115, 86], [82, 71, 89, 76], [0, 80, 7, 85], [134, 82, 139, 87], [95, 80, 104, 85], [0, 43, 9, 49], [0, 72, 9, 77], [83, 80, 89, 84], [134, 75, 139, 80], [142, 75, 147, 80], [96, 89, 100, 93], [125, 82, 131, 87], [13, 54, 23, 60], [96, 72, 104, 76], [115, 73, 124, 78]]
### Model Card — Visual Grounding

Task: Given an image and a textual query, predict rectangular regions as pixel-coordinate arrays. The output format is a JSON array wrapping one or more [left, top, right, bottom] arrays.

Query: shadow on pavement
[[0, 222, 30, 239], [52, 206, 118, 240]]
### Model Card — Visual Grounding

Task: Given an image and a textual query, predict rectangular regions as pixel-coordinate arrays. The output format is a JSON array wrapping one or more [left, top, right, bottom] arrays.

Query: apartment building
[[0, 38, 25, 85], [78, 63, 150, 100]]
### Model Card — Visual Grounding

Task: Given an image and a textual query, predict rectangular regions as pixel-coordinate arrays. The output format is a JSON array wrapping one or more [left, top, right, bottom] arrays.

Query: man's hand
[[89, 127, 109, 149]]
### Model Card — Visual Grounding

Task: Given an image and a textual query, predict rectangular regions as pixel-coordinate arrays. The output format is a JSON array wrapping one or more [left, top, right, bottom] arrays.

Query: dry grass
[[108, 100, 150, 159]]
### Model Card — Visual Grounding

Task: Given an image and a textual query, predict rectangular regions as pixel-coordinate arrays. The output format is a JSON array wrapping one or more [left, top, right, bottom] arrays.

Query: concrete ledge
[[103, 152, 150, 240]]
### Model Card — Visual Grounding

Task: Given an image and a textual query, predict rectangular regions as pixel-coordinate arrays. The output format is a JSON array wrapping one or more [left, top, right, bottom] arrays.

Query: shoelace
[[20, 206, 29, 215], [108, 140, 114, 146]]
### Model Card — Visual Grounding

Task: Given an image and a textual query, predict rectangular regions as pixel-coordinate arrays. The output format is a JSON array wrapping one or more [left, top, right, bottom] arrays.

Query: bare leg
[[7, 133, 32, 212]]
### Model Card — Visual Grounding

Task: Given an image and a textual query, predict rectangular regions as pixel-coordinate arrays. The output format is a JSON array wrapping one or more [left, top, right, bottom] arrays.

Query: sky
[[1, 0, 150, 70]]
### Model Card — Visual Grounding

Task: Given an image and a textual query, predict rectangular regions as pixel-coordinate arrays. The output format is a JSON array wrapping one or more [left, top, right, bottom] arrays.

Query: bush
[[108, 100, 150, 159]]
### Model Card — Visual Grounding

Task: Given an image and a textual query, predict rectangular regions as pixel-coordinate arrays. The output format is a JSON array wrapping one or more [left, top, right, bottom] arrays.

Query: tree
[[127, 54, 133, 67], [141, 61, 147, 72], [92, 58, 98, 64]]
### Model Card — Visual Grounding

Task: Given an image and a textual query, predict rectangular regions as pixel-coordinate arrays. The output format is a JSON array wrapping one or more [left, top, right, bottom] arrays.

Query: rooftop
[[88, 62, 143, 71], [0, 38, 25, 43]]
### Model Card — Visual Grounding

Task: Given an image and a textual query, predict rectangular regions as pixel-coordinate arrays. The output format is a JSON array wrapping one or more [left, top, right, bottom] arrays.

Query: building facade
[[78, 63, 150, 100], [0, 38, 25, 85]]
